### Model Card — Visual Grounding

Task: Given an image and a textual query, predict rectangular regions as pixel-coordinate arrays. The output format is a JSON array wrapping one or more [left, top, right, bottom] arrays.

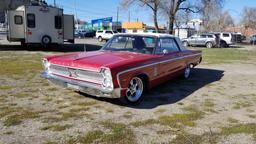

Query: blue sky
[[46, 0, 256, 25]]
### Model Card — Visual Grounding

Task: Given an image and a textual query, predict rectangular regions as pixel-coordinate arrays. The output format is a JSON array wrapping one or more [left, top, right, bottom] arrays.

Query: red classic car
[[42, 33, 202, 103]]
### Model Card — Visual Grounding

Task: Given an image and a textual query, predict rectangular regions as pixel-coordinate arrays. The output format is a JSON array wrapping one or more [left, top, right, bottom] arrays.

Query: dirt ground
[[0, 40, 256, 144]]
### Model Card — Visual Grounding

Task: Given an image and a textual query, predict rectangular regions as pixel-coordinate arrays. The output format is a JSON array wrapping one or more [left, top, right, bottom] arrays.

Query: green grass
[[0, 53, 42, 76], [159, 106, 204, 128], [41, 124, 72, 131], [201, 48, 256, 64], [3, 131, 14, 135], [66, 122, 135, 144], [71, 101, 98, 107], [0, 106, 21, 118], [100, 121, 135, 144], [221, 123, 256, 137], [130, 106, 204, 129], [233, 101, 253, 109], [43, 112, 82, 123], [4, 110, 40, 126], [203, 99, 215, 108], [227, 118, 239, 124], [131, 119, 157, 127], [66, 130, 104, 144], [0, 85, 14, 90]]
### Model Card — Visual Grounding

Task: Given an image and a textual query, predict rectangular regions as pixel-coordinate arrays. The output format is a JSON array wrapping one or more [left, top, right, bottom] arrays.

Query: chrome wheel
[[126, 77, 144, 103], [206, 42, 213, 48], [184, 65, 191, 79]]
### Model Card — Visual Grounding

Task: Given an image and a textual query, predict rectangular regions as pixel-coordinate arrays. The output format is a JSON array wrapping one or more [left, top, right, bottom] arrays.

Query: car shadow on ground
[[80, 68, 224, 109], [0, 43, 102, 52]]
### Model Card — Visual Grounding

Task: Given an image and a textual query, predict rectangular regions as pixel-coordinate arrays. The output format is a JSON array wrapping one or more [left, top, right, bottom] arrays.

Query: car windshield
[[102, 35, 156, 54], [113, 31, 118, 33]]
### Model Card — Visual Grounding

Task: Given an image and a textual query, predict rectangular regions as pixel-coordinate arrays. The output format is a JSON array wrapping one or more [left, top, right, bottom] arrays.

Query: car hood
[[47, 50, 156, 71]]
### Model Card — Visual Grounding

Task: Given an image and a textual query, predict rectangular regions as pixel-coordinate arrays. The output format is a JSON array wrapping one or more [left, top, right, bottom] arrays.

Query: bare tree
[[241, 7, 256, 30], [160, 0, 200, 34], [200, 0, 224, 32], [121, 0, 161, 31], [219, 11, 234, 31]]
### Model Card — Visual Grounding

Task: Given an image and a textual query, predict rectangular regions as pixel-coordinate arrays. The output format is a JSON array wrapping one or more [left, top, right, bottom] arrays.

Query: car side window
[[223, 33, 230, 37], [208, 35, 214, 38], [156, 38, 180, 54], [106, 31, 113, 34], [107, 36, 134, 49], [201, 35, 207, 38]]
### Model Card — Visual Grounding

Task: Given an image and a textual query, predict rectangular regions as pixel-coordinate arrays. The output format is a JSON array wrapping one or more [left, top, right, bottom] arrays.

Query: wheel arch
[[136, 73, 149, 90]]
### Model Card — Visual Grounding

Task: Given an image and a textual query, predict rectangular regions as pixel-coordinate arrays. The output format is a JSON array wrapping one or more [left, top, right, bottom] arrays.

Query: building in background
[[174, 25, 196, 39], [91, 17, 121, 31], [75, 17, 121, 32], [122, 22, 166, 33], [122, 22, 145, 33]]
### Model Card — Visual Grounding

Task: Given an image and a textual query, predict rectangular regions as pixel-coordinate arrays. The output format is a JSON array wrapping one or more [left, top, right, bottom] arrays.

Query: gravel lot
[[0, 37, 256, 144]]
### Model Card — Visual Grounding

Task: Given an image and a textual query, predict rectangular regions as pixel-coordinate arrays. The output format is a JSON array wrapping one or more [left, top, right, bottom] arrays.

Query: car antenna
[[83, 44, 86, 52]]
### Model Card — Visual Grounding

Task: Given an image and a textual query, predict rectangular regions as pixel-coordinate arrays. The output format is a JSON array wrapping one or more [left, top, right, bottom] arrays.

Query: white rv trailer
[[7, 4, 74, 46]]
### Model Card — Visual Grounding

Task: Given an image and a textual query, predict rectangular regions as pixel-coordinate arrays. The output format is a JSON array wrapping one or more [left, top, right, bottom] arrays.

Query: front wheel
[[206, 42, 213, 48], [183, 64, 191, 79], [125, 77, 144, 104]]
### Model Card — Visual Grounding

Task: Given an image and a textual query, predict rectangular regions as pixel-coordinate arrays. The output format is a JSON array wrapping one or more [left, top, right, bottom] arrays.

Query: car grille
[[49, 64, 103, 84]]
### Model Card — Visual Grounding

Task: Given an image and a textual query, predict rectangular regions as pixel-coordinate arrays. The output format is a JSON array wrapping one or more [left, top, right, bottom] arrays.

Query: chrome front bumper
[[41, 72, 121, 98]]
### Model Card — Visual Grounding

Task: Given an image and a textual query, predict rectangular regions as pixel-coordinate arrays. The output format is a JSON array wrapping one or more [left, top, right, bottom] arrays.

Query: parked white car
[[212, 32, 235, 47], [96, 30, 118, 42]]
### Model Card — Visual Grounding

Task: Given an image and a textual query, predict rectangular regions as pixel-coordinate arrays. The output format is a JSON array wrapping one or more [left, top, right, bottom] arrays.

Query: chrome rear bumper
[[41, 72, 121, 98]]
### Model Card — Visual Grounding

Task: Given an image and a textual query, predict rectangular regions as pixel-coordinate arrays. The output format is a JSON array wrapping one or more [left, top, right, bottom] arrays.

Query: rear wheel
[[41, 35, 51, 47], [125, 77, 144, 104], [98, 36, 103, 42]]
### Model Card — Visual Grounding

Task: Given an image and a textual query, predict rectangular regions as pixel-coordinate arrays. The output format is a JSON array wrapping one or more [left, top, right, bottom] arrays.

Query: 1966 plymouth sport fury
[[41, 33, 202, 103]]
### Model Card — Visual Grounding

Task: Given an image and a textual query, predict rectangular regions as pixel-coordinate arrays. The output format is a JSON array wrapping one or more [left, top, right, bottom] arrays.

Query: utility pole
[[54, 0, 56, 7], [128, 11, 130, 22], [116, 6, 119, 23]]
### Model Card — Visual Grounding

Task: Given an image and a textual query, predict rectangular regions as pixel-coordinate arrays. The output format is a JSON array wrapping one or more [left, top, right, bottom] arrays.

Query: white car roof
[[116, 33, 175, 38]]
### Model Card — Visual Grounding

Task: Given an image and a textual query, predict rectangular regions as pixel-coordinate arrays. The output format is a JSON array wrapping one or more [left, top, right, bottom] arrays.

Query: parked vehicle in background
[[212, 32, 235, 47], [6, 3, 74, 47], [232, 33, 246, 43], [250, 35, 256, 45], [96, 30, 118, 42], [78, 30, 96, 38], [41, 33, 202, 104], [182, 33, 217, 48]]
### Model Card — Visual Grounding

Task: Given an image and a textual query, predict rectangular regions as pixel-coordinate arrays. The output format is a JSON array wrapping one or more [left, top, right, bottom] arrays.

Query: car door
[[156, 38, 184, 78], [105, 31, 113, 39], [197, 34, 207, 46], [187, 36, 195, 45]]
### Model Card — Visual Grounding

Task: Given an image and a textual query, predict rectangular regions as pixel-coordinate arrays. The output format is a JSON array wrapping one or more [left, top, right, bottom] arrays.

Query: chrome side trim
[[116, 53, 201, 88]]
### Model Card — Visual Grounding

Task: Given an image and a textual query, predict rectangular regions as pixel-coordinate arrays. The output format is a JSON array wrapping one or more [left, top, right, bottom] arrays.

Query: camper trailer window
[[14, 15, 23, 25], [27, 14, 35, 28], [55, 16, 62, 29]]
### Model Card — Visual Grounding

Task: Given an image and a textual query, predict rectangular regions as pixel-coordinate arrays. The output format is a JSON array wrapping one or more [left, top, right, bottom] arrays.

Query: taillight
[[27, 31, 32, 35]]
